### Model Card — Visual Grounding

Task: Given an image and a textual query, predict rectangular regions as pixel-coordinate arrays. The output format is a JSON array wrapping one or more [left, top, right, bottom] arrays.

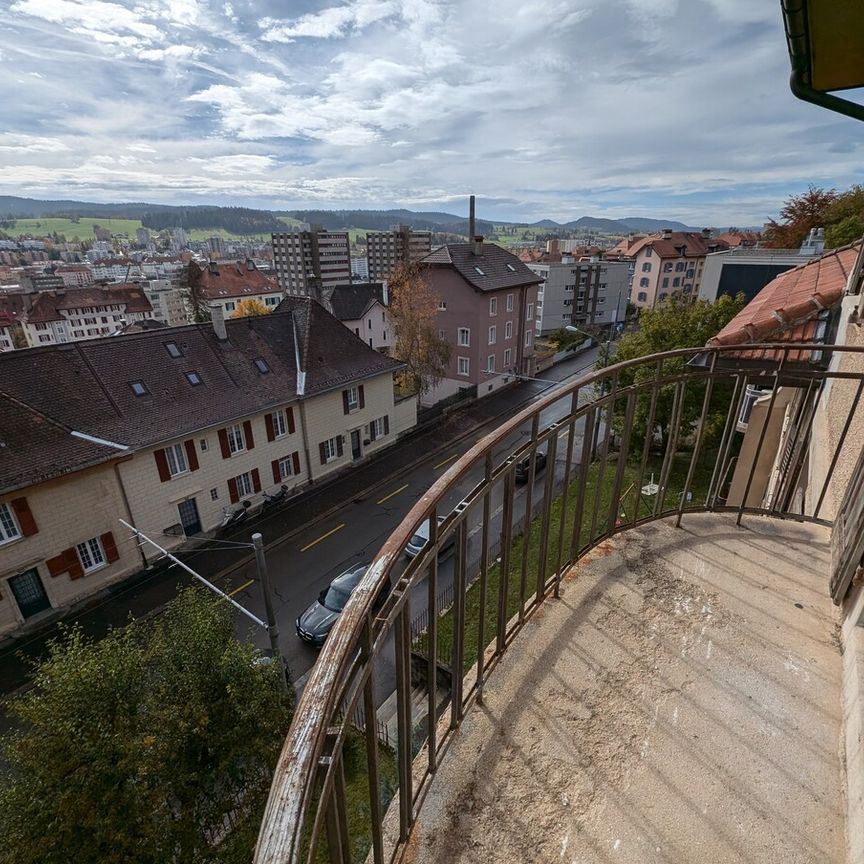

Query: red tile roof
[[708, 241, 860, 362], [190, 259, 280, 300], [26, 284, 152, 323]]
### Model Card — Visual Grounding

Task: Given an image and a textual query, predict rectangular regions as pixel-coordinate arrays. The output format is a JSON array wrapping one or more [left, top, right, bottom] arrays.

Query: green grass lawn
[[8, 216, 143, 240]]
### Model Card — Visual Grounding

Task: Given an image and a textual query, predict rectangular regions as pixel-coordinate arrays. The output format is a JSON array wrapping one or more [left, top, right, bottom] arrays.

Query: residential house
[[420, 239, 541, 405], [187, 259, 282, 318], [271, 226, 352, 303], [327, 282, 391, 352], [366, 226, 432, 281], [56, 264, 94, 287], [0, 294, 25, 351]]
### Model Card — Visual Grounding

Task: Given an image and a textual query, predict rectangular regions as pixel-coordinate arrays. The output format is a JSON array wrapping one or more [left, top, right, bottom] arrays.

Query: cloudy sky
[[2, 0, 863, 224]]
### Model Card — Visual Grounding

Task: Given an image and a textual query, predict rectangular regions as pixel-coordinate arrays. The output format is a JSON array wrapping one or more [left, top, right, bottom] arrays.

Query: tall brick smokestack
[[469, 195, 475, 241]]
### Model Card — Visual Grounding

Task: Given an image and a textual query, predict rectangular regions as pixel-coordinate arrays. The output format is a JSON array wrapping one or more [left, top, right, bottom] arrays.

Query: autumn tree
[[388, 262, 451, 395], [0, 587, 292, 864], [762, 185, 837, 248], [231, 298, 270, 318]]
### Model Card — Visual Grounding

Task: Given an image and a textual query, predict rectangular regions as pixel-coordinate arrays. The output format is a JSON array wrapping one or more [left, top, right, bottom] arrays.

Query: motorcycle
[[220, 500, 251, 532], [261, 484, 289, 513]]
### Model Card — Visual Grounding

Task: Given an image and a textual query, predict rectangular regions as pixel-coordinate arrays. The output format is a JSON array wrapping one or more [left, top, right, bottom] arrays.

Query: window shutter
[[243, 420, 255, 450], [336, 436, 344, 457], [287, 407, 296, 435], [218, 428, 231, 459], [154, 448, 171, 482], [272, 459, 281, 484], [383, 415, 389, 435], [342, 390, 350, 415], [10, 497, 38, 536], [46, 551, 69, 578], [252, 468, 261, 493], [369, 422, 376, 442], [66, 548, 84, 580], [228, 477, 239, 504], [292, 451, 300, 475], [100, 531, 119, 564], [319, 442, 327, 465], [184, 439, 199, 472], [358, 384, 365, 409], [265, 412, 275, 442]]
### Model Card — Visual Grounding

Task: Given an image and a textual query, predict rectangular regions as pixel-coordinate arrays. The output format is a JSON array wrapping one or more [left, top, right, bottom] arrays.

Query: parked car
[[404, 516, 456, 559], [515, 450, 547, 484], [296, 564, 389, 646]]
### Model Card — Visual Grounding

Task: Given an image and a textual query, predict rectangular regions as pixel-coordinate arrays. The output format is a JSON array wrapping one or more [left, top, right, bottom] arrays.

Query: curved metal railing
[[254, 343, 864, 864]]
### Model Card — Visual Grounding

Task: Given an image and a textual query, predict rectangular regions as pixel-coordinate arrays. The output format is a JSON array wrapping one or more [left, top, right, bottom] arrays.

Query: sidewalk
[[0, 349, 597, 696]]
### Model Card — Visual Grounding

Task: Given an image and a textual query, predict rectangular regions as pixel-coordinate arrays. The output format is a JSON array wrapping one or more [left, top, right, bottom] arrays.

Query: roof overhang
[[782, 0, 864, 121]]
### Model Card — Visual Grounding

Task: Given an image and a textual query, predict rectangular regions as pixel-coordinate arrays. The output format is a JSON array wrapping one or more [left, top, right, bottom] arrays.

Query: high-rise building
[[366, 225, 432, 281], [136, 227, 150, 246], [271, 225, 351, 303]]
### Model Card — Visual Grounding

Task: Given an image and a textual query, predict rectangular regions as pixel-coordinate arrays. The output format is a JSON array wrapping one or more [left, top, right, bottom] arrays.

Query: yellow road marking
[[377, 483, 409, 505], [301, 523, 345, 552], [228, 579, 255, 596], [433, 453, 459, 470]]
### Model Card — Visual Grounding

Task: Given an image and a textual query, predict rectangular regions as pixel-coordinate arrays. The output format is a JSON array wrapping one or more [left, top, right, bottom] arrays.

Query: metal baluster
[[393, 603, 413, 842], [780, 379, 825, 513], [632, 359, 663, 524], [518, 415, 540, 622], [497, 469, 515, 654], [654, 380, 685, 516], [608, 392, 636, 534], [450, 520, 468, 728], [425, 508, 438, 773], [536, 426, 560, 602], [360, 620, 384, 864], [477, 453, 493, 703], [589, 373, 619, 541], [553, 391, 579, 597], [706, 372, 744, 509], [570, 406, 596, 559]]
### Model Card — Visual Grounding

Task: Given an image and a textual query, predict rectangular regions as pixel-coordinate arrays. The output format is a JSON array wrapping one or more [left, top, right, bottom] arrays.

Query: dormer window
[[254, 358, 270, 374], [185, 371, 203, 386], [130, 381, 148, 397], [164, 341, 182, 358]]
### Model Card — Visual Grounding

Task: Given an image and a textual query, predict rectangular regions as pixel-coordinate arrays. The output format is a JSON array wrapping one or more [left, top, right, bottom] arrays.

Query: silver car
[[404, 516, 455, 559]]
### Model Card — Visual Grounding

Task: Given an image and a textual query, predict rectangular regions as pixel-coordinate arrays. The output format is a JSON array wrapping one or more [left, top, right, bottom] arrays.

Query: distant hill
[[528, 219, 562, 228], [287, 208, 494, 236], [619, 216, 699, 232]]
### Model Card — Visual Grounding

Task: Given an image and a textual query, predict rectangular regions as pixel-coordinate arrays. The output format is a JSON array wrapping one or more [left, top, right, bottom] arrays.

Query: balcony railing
[[254, 343, 864, 864]]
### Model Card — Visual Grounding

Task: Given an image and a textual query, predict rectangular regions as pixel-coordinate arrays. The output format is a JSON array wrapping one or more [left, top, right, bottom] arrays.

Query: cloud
[[259, 0, 399, 42]]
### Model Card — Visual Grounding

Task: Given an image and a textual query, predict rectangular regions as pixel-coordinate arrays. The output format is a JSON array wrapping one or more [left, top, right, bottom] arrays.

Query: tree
[[230, 298, 270, 318], [0, 587, 292, 864], [388, 262, 451, 395], [762, 185, 837, 248]]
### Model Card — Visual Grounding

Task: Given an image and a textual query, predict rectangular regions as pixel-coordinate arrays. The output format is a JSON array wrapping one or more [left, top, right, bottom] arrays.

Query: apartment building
[[366, 225, 432, 281], [0, 300, 416, 637], [21, 284, 153, 346], [56, 264, 94, 287], [271, 226, 351, 303], [528, 258, 629, 335], [420, 239, 541, 406], [328, 282, 391, 352], [609, 229, 730, 309], [187, 259, 282, 317], [143, 278, 190, 327]]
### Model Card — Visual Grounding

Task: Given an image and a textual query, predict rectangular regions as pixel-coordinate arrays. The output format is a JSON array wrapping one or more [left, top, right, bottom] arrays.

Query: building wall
[[343, 301, 391, 352], [272, 230, 351, 298], [207, 291, 283, 317], [367, 229, 432, 281], [0, 462, 140, 637], [146, 280, 190, 327], [0, 325, 14, 351], [631, 248, 702, 309]]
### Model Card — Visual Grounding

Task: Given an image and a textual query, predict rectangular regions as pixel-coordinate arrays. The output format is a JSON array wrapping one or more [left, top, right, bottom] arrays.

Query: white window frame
[[503, 347, 512, 367], [371, 417, 386, 438], [525, 330, 532, 347], [0, 502, 21, 544], [278, 456, 295, 480], [506, 293, 514, 312], [505, 321, 513, 339], [77, 536, 106, 573], [457, 356, 470, 376], [487, 354, 496, 373], [527, 302, 534, 320], [272, 409, 288, 438], [165, 443, 188, 477], [489, 297, 498, 316], [488, 325, 496, 345], [226, 423, 245, 455], [347, 386, 359, 411], [235, 471, 254, 497], [322, 437, 340, 462], [457, 328, 471, 347]]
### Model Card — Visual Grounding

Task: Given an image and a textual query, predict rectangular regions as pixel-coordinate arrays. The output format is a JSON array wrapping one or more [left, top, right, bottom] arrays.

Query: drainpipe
[[298, 400, 314, 484], [114, 459, 149, 569]]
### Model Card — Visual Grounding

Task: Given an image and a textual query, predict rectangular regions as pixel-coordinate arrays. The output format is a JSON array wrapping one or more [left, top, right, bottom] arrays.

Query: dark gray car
[[296, 564, 388, 646]]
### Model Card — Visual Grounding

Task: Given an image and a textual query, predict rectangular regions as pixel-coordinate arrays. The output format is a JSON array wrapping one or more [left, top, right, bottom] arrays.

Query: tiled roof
[[328, 282, 385, 321], [25, 284, 152, 323], [191, 259, 280, 300], [0, 298, 403, 489], [421, 242, 542, 292], [0, 293, 25, 323], [625, 232, 730, 259], [708, 242, 860, 363]]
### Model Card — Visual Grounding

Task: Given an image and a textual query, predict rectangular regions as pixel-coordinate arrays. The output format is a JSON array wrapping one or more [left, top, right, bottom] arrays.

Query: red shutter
[[184, 439, 199, 472], [66, 548, 84, 580], [46, 551, 69, 578], [100, 531, 119, 564], [218, 428, 231, 459], [154, 448, 171, 482], [10, 498, 38, 536], [291, 451, 300, 475], [319, 442, 327, 465], [383, 415, 389, 435], [243, 420, 255, 450], [265, 412, 275, 442], [287, 407, 296, 435], [342, 390, 350, 414], [272, 459, 281, 484], [252, 468, 261, 493], [228, 477, 239, 504], [358, 385, 365, 409], [336, 436, 344, 457]]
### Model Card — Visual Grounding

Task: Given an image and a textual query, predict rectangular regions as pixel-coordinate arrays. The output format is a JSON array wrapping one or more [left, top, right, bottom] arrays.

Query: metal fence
[[254, 343, 864, 864]]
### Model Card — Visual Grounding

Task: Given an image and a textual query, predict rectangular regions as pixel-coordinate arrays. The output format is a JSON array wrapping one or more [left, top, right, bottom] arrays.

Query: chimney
[[208, 261, 218, 273], [468, 195, 475, 242], [701, 227, 711, 239], [472, 235, 484, 256], [246, 258, 254, 271], [662, 228, 673, 239], [211, 304, 227, 341]]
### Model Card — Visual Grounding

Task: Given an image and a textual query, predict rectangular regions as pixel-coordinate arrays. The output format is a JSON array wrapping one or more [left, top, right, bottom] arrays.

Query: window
[[210, 488, 219, 501], [506, 263, 517, 272], [321, 437, 341, 462], [474, 266, 486, 276], [488, 325, 496, 345], [675, 262, 686, 272], [346, 386, 359, 411], [637, 291, 648, 302], [254, 358, 270, 374], [225, 301, 236, 311], [564, 299, 572, 306], [77, 537, 106, 572], [639, 277, 649, 287], [662, 277, 669, 288], [505, 321, 513, 339], [673, 277, 680, 287], [438, 329, 446, 339], [487, 354, 496, 372], [659, 292, 668, 300], [234, 471, 254, 497], [0, 502, 21, 543], [367, 318, 372, 329], [226, 423, 245, 454], [272, 409, 288, 438], [458, 356, 470, 376], [506, 293, 514, 311], [165, 443, 188, 476], [489, 297, 497, 316], [527, 303, 534, 319], [369, 416, 387, 439], [457, 327, 470, 347], [663, 262, 673, 272], [598, 296, 606, 304], [277, 455, 295, 480], [186, 371, 203, 386], [437, 300, 447, 310], [642, 262, 651, 272], [164, 342, 182, 358], [645, 247, 653, 257], [524, 330, 532, 347], [504, 347, 512, 366], [130, 381, 148, 397]]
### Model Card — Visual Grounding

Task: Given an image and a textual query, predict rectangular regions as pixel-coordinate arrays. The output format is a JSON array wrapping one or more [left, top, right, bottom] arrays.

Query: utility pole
[[252, 533, 288, 695]]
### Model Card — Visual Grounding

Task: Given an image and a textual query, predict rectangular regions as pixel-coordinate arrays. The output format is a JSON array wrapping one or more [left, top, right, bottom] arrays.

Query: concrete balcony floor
[[412, 514, 844, 864]]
